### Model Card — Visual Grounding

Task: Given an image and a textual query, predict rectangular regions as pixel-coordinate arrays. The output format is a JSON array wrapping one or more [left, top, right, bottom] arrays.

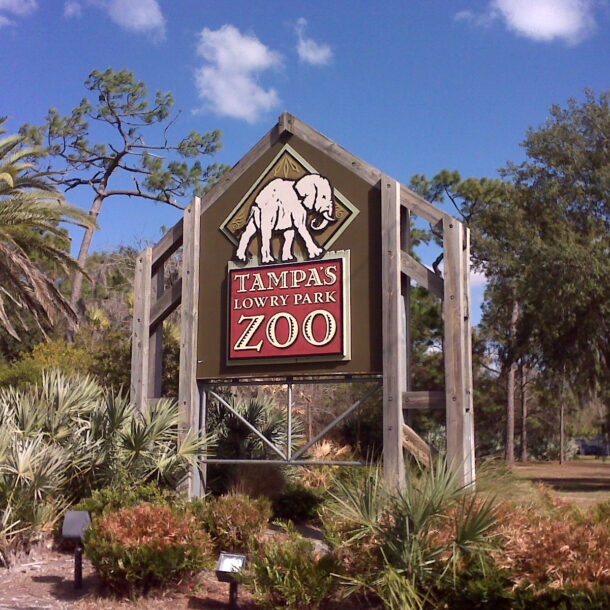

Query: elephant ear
[[294, 174, 320, 210]]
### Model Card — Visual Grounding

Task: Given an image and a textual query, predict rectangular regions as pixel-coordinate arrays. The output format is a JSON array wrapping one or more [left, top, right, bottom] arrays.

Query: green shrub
[[74, 476, 177, 517], [246, 525, 339, 610], [189, 493, 271, 553], [85, 503, 213, 595], [0, 339, 92, 388], [272, 482, 324, 523]]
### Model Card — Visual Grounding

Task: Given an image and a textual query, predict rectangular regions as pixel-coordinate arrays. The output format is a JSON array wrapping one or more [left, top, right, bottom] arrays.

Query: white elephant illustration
[[235, 174, 335, 264]]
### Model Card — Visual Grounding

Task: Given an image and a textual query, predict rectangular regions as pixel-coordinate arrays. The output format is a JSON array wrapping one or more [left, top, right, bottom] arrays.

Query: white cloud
[[194, 24, 282, 123], [63, 1, 81, 18], [470, 268, 487, 289], [0, 14, 12, 27], [0, 0, 37, 16], [105, 0, 165, 40], [61, 0, 165, 39], [457, 0, 598, 45], [295, 17, 333, 66]]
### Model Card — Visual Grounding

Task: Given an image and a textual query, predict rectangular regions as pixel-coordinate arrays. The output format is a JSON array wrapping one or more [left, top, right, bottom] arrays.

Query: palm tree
[[0, 118, 92, 339]]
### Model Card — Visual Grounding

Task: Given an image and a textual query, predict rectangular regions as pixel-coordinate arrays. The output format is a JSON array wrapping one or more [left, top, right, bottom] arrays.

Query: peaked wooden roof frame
[[130, 113, 475, 493]]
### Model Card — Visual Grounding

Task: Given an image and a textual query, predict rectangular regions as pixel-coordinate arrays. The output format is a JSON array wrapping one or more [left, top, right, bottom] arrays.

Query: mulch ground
[[0, 550, 259, 610]]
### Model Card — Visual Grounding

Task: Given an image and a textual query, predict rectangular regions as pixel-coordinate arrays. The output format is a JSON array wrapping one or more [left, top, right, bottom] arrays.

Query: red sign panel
[[228, 254, 349, 364]]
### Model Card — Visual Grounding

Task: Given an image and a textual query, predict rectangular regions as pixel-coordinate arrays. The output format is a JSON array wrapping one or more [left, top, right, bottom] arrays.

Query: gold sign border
[[226, 250, 352, 367]]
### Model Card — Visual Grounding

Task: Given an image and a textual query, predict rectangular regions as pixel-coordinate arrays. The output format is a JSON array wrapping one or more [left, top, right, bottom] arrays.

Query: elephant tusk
[[310, 217, 329, 231]]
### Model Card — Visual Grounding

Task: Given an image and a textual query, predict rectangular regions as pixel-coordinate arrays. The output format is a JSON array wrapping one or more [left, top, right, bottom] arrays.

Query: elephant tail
[[248, 203, 261, 227]]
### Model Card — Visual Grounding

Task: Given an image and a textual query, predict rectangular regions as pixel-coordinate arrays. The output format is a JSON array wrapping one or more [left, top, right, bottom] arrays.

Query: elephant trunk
[[310, 211, 335, 231]]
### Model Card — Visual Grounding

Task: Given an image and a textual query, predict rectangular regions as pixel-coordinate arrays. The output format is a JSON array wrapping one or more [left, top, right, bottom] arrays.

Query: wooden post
[[130, 247, 152, 410], [178, 197, 202, 496], [401, 206, 413, 429], [148, 264, 164, 398], [462, 226, 475, 486], [381, 176, 405, 490], [443, 218, 467, 484]]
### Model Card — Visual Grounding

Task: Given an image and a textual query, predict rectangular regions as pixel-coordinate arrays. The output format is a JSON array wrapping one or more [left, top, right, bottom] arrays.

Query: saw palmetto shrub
[[189, 493, 272, 553], [85, 503, 213, 595], [245, 523, 340, 610], [0, 370, 209, 567], [322, 458, 500, 609]]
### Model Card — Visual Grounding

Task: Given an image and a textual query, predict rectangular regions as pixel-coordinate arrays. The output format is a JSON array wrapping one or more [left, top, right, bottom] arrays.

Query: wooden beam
[[149, 277, 182, 332], [178, 197, 201, 498], [401, 206, 413, 429], [403, 391, 445, 410], [148, 264, 164, 398], [381, 176, 405, 490], [402, 424, 431, 467], [278, 112, 293, 135], [443, 217, 467, 482], [284, 113, 452, 226], [152, 219, 183, 272], [401, 251, 444, 298], [462, 226, 475, 486], [200, 125, 281, 215], [130, 247, 152, 410], [399, 185, 447, 225]]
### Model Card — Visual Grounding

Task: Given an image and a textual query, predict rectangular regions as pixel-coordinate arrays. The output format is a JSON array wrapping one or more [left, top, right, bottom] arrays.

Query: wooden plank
[[403, 391, 445, 410], [401, 251, 444, 298], [381, 175, 405, 491], [178, 197, 201, 498], [278, 112, 293, 135], [152, 219, 183, 272], [130, 247, 152, 410], [402, 424, 431, 467], [399, 184, 447, 225], [150, 277, 182, 332], [443, 217, 467, 482], [284, 113, 451, 225], [462, 226, 475, 486], [148, 264, 164, 398], [401, 206, 414, 429], [200, 125, 281, 215]]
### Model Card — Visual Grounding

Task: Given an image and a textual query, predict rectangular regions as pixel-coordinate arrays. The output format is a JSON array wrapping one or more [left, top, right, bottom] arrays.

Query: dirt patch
[[0, 549, 259, 610], [512, 459, 610, 506]]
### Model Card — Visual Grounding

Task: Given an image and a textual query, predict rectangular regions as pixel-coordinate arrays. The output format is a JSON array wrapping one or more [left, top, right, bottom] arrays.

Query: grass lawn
[[512, 458, 610, 507]]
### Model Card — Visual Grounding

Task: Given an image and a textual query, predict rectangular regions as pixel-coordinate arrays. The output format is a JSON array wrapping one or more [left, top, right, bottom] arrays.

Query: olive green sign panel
[[197, 132, 382, 379]]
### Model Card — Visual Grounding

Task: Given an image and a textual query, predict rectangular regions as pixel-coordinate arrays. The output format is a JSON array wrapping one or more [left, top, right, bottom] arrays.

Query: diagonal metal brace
[[291, 383, 382, 460], [209, 390, 287, 460]]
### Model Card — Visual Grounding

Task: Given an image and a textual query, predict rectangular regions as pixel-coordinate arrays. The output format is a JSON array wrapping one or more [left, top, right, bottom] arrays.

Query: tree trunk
[[520, 363, 528, 462], [559, 395, 565, 465], [67, 195, 104, 339], [505, 300, 519, 465]]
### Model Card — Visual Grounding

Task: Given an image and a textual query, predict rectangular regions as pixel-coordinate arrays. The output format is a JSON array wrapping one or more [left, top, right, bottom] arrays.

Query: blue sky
[[2, 0, 609, 320]]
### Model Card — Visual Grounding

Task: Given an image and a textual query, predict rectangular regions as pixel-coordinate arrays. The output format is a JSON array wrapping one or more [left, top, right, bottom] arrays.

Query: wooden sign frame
[[130, 113, 475, 494]]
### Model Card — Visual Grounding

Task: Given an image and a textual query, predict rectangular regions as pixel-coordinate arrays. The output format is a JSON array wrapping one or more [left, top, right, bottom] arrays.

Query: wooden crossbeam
[[152, 219, 183, 272], [403, 391, 445, 410], [401, 251, 444, 298], [402, 424, 431, 467], [149, 278, 182, 332]]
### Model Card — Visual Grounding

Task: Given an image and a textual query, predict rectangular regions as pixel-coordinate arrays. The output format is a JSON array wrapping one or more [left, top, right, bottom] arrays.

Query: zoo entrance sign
[[226, 151, 353, 365]]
